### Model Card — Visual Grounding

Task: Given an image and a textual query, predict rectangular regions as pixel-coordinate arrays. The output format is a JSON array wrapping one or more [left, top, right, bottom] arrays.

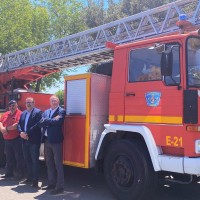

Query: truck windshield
[[187, 37, 200, 87], [129, 43, 180, 85]]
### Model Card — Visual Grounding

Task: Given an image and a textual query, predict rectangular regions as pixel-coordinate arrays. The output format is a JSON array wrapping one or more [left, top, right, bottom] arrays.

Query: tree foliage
[[120, 0, 174, 17], [38, 0, 85, 38], [55, 90, 64, 106], [83, 0, 175, 28], [83, 0, 105, 28], [0, 0, 50, 54], [31, 72, 63, 92], [30, 6, 51, 45]]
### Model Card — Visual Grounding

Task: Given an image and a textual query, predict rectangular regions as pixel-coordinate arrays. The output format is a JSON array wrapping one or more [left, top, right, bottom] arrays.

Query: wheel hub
[[111, 155, 134, 187]]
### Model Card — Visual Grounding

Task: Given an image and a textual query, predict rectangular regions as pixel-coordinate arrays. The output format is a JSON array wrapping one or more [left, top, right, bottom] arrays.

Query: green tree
[[0, 0, 52, 92], [0, 0, 50, 54], [55, 90, 64, 107], [120, 0, 174, 17], [31, 6, 51, 45], [83, 0, 105, 28], [32, 72, 62, 92], [83, 0, 175, 28], [105, 0, 121, 23], [0, 0, 32, 54], [38, 0, 85, 38], [34, 0, 86, 92]]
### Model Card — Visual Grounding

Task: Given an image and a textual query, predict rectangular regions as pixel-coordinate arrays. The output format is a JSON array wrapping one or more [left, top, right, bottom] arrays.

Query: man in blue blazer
[[40, 95, 66, 195], [18, 97, 42, 188]]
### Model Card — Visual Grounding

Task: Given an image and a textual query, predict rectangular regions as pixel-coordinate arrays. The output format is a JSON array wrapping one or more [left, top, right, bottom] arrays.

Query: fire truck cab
[[62, 31, 200, 200]]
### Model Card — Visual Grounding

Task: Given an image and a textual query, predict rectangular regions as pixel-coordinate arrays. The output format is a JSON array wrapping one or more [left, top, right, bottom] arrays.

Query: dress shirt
[[24, 110, 32, 132], [44, 106, 58, 136]]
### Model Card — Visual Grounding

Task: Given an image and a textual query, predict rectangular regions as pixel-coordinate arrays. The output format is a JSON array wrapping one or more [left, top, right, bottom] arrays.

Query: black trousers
[[22, 142, 40, 181], [4, 137, 24, 176]]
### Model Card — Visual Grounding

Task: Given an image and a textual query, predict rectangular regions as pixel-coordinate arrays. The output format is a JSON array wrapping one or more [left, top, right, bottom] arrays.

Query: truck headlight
[[195, 140, 200, 153]]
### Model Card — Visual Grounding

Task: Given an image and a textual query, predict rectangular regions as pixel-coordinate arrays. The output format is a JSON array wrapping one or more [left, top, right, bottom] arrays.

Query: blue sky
[[45, 65, 90, 93]]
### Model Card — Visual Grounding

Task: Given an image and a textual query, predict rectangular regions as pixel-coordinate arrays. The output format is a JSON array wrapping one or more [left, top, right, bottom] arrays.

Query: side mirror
[[161, 49, 173, 76]]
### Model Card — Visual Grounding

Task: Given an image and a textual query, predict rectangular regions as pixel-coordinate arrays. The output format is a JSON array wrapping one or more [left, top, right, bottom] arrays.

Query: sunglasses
[[9, 104, 16, 108]]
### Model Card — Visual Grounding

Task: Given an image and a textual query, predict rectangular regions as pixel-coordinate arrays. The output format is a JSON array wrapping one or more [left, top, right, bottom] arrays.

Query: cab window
[[129, 47, 162, 82], [129, 44, 180, 85]]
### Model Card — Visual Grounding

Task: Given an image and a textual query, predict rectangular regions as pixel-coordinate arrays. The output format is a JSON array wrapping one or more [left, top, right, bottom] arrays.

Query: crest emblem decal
[[145, 92, 161, 107]]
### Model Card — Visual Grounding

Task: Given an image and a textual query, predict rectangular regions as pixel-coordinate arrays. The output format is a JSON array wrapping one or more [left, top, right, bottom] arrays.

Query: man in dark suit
[[40, 95, 66, 195], [18, 97, 42, 187]]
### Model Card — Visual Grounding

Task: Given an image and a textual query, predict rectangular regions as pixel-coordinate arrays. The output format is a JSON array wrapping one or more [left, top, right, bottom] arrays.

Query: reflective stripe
[[109, 115, 182, 124]]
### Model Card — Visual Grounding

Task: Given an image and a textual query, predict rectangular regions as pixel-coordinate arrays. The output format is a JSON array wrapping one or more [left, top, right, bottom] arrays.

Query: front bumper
[[158, 155, 200, 175]]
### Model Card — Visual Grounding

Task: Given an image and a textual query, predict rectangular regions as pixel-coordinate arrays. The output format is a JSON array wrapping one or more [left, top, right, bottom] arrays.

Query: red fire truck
[[0, 65, 56, 114], [1, 0, 200, 199]]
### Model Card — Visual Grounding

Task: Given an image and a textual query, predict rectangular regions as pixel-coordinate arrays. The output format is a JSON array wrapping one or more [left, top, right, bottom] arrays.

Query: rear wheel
[[104, 139, 157, 200]]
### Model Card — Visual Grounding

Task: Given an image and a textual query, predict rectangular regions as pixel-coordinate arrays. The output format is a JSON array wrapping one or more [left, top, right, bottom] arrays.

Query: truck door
[[125, 43, 183, 126]]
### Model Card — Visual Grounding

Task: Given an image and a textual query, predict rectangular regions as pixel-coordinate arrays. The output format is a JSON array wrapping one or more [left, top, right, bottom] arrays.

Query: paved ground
[[0, 164, 115, 200], [0, 164, 200, 200]]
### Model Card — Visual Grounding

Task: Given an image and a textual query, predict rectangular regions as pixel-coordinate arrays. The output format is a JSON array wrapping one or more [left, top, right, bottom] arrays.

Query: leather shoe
[[42, 185, 55, 190], [50, 188, 64, 195], [20, 178, 32, 184], [31, 181, 39, 188]]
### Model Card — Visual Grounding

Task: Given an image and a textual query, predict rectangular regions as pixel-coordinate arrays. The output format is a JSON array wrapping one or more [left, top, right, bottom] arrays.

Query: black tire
[[0, 133, 5, 168], [104, 139, 158, 200]]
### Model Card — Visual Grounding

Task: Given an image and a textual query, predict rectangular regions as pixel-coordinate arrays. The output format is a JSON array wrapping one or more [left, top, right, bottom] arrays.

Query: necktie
[[49, 110, 51, 118]]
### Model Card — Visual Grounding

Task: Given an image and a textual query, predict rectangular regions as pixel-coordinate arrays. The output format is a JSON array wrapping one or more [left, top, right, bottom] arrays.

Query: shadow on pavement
[[0, 165, 200, 200]]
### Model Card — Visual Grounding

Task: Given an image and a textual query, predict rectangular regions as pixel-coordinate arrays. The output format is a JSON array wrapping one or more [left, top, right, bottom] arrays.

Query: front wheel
[[104, 139, 158, 200]]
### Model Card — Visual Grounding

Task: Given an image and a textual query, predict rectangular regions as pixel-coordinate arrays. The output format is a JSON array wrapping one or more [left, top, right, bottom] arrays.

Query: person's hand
[[20, 132, 26, 139], [53, 115, 60, 120], [20, 132, 28, 140], [1, 127, 8, 135]]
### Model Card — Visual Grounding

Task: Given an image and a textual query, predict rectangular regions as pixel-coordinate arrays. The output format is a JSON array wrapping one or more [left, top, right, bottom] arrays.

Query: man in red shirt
[[0, 100, 24, 179]]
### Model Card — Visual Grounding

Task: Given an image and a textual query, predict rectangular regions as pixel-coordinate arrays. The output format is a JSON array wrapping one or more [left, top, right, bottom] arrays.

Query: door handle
[[125, 93, 135, 97]]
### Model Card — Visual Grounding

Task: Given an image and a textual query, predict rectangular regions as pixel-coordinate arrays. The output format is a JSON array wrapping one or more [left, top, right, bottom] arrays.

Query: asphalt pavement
[[0, 164, 200, 200]]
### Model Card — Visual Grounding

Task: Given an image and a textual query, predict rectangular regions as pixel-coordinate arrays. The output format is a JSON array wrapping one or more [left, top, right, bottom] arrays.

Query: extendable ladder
[[1, 0, 200, 73]]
